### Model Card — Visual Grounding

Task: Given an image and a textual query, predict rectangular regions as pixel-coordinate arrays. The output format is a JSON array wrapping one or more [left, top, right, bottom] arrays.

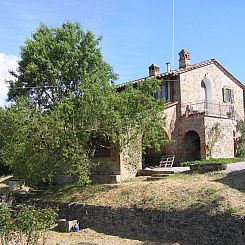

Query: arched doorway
[[184, 130, 201, 161]]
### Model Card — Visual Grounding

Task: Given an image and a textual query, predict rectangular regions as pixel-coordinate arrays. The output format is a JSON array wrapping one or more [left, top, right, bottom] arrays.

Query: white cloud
[[0, 53, 18, 108]]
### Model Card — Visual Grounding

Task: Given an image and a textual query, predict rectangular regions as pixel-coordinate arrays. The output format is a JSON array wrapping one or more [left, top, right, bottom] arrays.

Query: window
[[222, 87, 234, 103], [155, 81, 174, 102], [92, 137, 111, 158]]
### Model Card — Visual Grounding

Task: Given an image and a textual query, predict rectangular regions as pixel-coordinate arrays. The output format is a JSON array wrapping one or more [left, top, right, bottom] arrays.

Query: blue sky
[[0, 0, 245, 106]]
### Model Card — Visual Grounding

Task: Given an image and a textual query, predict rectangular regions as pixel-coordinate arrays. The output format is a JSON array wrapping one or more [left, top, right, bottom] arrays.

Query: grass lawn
[[32, 171, 245, 216], [1, 170, 245, 244]]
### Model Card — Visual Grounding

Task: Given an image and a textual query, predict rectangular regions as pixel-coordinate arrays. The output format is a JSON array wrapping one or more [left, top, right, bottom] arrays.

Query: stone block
[[8, 179, 24, 191], [90, 174, 121, 184], [57, 219, 78, 232]]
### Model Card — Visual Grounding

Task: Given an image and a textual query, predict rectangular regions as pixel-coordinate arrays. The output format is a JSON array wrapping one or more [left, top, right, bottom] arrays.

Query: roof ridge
[[117, 58, 243, 89]]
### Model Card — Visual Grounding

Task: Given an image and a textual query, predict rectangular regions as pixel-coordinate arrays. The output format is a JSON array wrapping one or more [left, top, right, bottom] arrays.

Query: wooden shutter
[[223, 87, 231, 102], [231, 89, 234, 103], [222, 87, 226, 102]]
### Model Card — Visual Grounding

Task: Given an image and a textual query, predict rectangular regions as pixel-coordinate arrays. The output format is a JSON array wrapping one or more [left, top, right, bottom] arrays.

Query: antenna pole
[[171, 0, 175, 68]]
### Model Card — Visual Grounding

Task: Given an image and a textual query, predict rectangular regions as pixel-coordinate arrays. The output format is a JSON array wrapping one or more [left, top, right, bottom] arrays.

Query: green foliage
[[190, 188, 222, 212], [0, 205, 12, 245], [0, 204, 57, 245], [236, 120, 245, 156], [2, 76, 167, 186], [7, 21, 117, 109], [180, 157, 244, 167], [0, 109, 11, 175], [224, 206, 239, 215], [15, 205, 57, 245], [206, 123, 223, 158], [1, 98, 91, 187], [2, 22, 168, 186]]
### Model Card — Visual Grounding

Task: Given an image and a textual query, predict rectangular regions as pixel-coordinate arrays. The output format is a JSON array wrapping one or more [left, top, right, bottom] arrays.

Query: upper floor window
[[222, 87, 234, 103], [155, 81, 174, 102]]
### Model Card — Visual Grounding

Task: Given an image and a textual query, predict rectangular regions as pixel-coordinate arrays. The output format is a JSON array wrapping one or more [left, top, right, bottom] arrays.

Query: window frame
[[222, 87, 234, 103]]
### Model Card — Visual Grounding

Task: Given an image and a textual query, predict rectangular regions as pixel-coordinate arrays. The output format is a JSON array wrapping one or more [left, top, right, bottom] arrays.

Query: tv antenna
[[171, 0, 175, 68]]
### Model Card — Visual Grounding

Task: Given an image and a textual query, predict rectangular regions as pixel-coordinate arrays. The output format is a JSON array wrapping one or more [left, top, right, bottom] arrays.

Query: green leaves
[[2, 21, 169, 185], [236, 120, 245, 156], [2, 77, 168, 186], [7, 21, 117, 109], [0, 204, 57, 245]]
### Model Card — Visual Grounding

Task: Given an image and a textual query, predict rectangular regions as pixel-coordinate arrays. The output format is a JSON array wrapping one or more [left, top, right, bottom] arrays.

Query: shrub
[[180, 158, 244, 167], [0, 205, 12, 245], [0, 204, 57, 245]]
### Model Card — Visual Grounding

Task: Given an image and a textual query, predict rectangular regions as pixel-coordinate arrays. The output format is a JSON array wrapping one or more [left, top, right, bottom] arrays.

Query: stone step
[[147, 176, 169, 181], [151, 174, 172, 178], [137, 169, 175, 176], [152, 170, 175, 175]]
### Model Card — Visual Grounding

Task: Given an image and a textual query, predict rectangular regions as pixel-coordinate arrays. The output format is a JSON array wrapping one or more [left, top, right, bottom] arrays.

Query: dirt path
[[222, 161, 245, 173], [43, 228, 174, 245]]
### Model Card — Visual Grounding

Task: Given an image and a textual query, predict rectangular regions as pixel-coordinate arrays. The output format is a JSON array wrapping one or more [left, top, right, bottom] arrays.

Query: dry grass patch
[[42, 228, 144, 245], [35, 171, 245, 216]]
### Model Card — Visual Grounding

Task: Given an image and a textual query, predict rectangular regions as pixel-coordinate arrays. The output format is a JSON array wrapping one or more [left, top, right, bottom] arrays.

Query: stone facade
[[179, 63, 244, 117], [94, 49, 244, 182], [163, 50, 244, 162], [92, 140, 141, 183]]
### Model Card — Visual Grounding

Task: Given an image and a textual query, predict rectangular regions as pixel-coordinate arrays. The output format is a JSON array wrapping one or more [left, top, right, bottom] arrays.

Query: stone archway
[[184, 130, 201, 161], [202, 77, 212, 101]]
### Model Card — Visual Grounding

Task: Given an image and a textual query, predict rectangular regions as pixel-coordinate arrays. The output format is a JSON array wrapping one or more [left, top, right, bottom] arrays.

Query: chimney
[[179, 49, 191, 68], [166, 62, 171, 73], [148, 64, 160, 76]]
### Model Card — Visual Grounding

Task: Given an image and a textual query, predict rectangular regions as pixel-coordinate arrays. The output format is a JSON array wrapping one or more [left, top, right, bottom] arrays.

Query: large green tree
[[7, 21, 117, 108], [2, 79, 167, 187], [2, 22, 168, 186], [0, 108, 10, 175]]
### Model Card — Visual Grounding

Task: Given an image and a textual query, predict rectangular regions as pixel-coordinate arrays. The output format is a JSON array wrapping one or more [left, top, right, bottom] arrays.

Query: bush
[[0, 204, 57, 245], [190, 163, 227, 173], [0, 205, 12, 245], [180, 158, 244, 167]]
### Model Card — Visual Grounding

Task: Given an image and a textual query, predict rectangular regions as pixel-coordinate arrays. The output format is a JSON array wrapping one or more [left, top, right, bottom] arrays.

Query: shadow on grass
[[216, 169, 245, 193], [31, 199, 245, 245], [80, 209, 244, 244]]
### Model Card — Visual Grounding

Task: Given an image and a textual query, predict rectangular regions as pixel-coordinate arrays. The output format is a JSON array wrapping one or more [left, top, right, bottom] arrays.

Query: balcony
[[181, 101, 241, 120]]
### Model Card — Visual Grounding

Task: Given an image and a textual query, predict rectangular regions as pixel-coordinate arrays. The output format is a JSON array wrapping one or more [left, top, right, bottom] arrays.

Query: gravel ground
[[222, 161, 245, 173]]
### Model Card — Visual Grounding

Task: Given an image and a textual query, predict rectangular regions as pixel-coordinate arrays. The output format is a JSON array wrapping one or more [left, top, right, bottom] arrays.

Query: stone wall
[[92, 147, 120, 175], [91, 147, 121, 184], [179, 63, 244, 119], [174, 114, 206, 162], [164, 102, 178, 139], [28, 200, 245, 245], [173, 115, 237, 162], [169, 62, 244, 163], [205, 116, 236, 158], [119, 139, 142, 181]]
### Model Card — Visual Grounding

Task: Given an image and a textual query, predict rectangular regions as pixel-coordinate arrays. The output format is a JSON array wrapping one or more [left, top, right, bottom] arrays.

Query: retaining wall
[[26, 200, 245, 245]]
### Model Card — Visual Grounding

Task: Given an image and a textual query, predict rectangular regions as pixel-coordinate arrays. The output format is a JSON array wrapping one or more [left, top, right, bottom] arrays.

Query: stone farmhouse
[[92, 49, 244, 183]]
